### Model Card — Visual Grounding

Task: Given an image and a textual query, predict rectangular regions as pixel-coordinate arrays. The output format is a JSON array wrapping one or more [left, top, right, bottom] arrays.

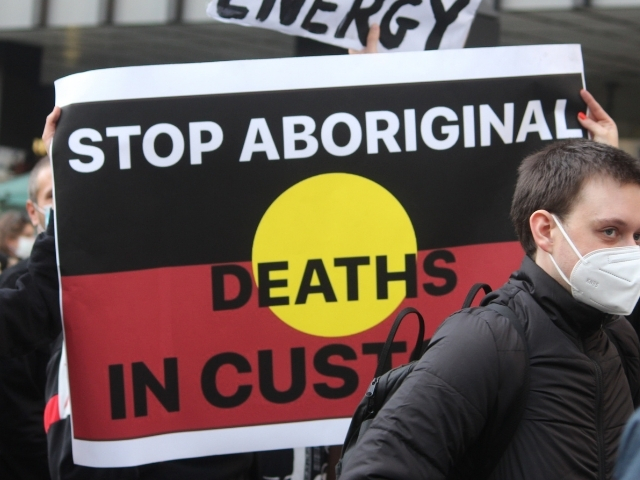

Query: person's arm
[[0, 215, 61, 357], [578, 89, 619, 147], [338, 309, 523, 479]]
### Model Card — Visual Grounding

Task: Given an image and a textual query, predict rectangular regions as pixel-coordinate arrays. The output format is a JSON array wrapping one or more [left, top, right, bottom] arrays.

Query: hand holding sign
[[343, 25, 618, 147], [43, 106, 61, 156], [349, 33, 620, 150], [578, 88, 619, 147]]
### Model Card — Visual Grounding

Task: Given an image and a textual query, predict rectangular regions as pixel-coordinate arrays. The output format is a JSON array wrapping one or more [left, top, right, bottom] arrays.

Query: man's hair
[[28, 156, 51, 203], [511, 139, 640, 257]]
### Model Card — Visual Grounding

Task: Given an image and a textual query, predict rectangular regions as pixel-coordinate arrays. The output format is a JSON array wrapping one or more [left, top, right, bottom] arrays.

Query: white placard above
[[206, 0, 482, 52]]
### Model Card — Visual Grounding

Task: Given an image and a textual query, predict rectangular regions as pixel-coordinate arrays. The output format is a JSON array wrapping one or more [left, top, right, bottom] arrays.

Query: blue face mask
[[43, 206, 52, 229], [33, 203, 52, 231]]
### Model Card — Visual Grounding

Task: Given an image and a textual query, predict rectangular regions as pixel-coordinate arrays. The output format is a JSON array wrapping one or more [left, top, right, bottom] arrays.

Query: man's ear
[[530, 210, 555, 254], [25, 200, 39, 228]]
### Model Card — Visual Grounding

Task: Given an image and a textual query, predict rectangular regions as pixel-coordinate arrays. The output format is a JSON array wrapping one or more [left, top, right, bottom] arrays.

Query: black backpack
[[336, 283, 531, 480]]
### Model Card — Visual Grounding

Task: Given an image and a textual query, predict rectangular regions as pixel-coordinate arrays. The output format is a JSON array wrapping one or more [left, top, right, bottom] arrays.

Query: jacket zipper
[[583, 339, 606, 480]]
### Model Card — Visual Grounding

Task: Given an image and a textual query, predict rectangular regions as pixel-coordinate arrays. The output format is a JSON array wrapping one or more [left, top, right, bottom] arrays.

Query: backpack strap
[[462, 283, 492, 309], [479, 303, 530, 479], [374, 307, 425, 378]]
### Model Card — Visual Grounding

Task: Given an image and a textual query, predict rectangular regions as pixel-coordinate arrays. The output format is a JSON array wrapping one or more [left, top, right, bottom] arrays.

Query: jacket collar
[[511, 255, 611, 338]]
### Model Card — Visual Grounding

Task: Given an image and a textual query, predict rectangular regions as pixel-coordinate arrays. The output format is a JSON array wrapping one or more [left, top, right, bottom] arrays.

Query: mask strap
[[32, 203, 47, 215], [550, 214, 584, 261], [548, 253, 575, 290]]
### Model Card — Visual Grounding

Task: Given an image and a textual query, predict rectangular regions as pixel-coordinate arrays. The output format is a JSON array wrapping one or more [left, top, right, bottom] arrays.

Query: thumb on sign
[[348, 24, 379, 54]]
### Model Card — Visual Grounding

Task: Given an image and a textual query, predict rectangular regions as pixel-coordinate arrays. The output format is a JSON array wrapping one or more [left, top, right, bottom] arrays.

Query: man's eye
[[603, 228, 616, 237], [634, 233, 640, 243]]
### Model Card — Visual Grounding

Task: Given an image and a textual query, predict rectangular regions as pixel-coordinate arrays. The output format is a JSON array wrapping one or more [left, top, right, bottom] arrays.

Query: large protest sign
[[206, 0, 482, 52], [51, 45, 585, 467]]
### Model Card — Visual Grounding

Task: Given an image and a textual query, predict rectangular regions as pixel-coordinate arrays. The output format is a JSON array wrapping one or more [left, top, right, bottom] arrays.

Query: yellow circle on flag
[[252, 173, 417, 337]]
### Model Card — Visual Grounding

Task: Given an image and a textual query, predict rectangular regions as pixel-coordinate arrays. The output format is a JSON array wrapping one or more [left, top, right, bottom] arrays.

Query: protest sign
[[206, 0, 482, 52], [51, 44, 585, 467]]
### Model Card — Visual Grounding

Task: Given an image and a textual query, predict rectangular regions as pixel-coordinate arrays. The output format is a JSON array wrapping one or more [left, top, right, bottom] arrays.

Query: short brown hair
[[511, 139, 640, 257]]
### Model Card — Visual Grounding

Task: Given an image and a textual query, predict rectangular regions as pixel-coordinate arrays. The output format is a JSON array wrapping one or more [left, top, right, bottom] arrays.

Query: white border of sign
[[55, 44, 585, 107], [55, 44, 585, 467], [73, 418, 350, 468]]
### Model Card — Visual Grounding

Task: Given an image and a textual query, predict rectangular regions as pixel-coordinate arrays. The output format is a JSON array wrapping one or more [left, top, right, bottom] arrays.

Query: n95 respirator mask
[[548, 214, 640, 315]]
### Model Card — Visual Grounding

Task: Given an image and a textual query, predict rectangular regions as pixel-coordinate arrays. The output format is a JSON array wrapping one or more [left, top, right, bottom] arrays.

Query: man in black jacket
[[340, 139, 640, 480]]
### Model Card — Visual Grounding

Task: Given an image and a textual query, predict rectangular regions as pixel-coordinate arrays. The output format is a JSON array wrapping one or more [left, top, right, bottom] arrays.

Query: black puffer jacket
[[339, 256, 640, 480], [0, 259, 51, 480]]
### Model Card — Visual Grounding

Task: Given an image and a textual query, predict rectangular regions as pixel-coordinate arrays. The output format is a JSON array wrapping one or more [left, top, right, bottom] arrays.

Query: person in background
[[0, 211, 35, 269], [0, 251, 9, 273], [26, 157, 55, 236], [0, 157, 53, 286], [0, 157, 53, 480]]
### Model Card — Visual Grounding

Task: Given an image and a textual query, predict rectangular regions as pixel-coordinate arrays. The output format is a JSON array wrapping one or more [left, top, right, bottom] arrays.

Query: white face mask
[[14, 235, 35, 260], [548, 214, 640, 315]]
